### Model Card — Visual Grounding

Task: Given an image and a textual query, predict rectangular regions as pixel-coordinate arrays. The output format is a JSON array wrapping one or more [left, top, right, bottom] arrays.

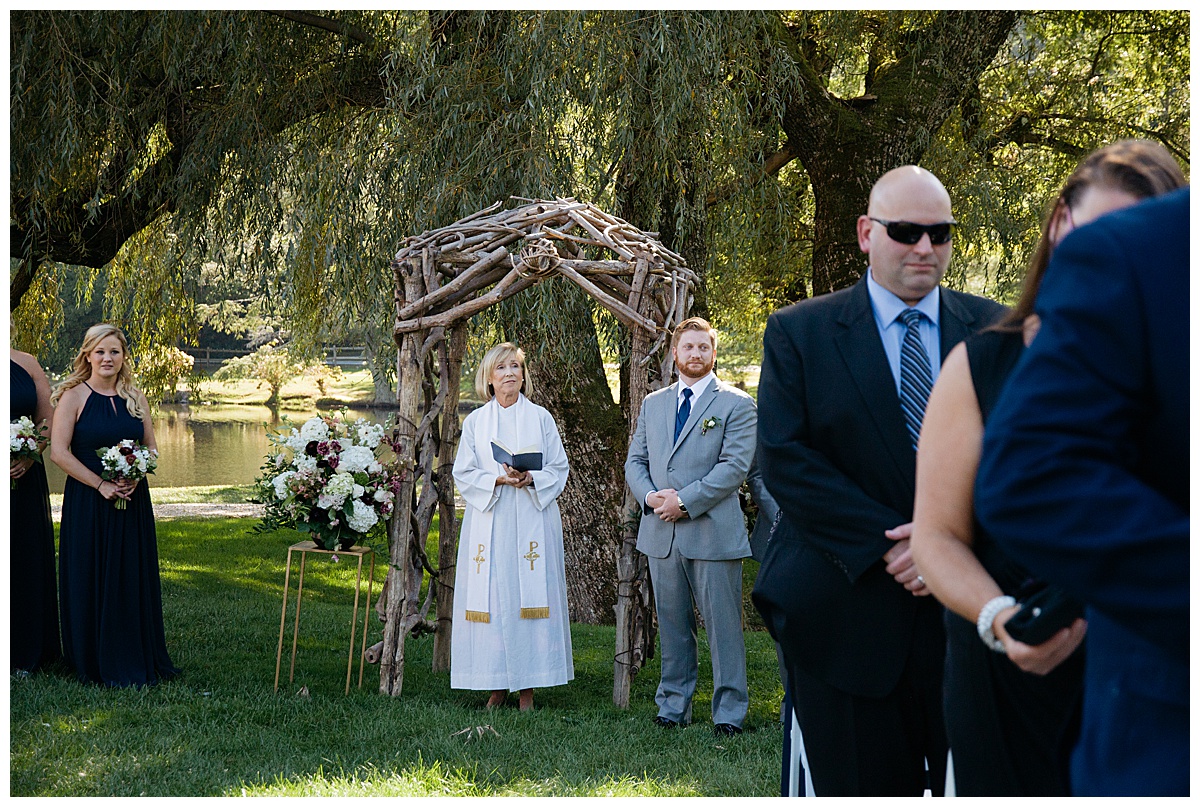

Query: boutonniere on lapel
[[700, 416, 722, 435]]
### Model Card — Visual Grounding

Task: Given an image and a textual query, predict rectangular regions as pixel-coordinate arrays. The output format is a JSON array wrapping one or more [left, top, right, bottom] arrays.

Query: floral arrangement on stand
[[9, 416, 47, 490], [254, 412, 405, 552], [95, 439, 158, 509]]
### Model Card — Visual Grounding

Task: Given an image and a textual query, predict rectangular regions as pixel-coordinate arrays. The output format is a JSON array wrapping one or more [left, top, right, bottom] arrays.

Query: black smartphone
[[1004, 581, 1084, 646]]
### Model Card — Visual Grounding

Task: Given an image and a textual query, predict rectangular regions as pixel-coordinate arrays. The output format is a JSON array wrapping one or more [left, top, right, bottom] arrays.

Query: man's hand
[[884, 522, 931, 596], [651, 488, 686, 522], [646, 488, 672, 511]]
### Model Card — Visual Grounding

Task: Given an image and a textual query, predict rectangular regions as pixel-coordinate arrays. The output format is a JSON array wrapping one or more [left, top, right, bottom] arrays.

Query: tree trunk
[[363, 327, 397, 405], [379, 262, 425, 696], [432, 324, 466, 670], [783, 10, 1020, 294]]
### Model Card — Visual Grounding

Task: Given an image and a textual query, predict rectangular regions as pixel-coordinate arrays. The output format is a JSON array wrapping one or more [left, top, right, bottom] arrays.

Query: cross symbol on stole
[[474, 543, 486, 573], [523, 541, 540, 571]]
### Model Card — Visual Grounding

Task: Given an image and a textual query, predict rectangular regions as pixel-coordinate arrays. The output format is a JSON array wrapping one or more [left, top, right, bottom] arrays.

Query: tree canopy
[[12, 11, 1187, 369]]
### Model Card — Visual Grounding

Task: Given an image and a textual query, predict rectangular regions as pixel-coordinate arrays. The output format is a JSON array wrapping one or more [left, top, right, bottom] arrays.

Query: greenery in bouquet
[[95, 439, 158, 510], [254, 412, 406, 550], [10, 416, 47, 490]]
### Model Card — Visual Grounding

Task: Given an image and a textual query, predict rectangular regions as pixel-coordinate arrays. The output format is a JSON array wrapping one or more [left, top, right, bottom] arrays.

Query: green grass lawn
[[11, 517, 784, 796]]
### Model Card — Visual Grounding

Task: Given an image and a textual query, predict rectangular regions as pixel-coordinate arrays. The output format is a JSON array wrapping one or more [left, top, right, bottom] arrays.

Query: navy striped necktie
[[898, 308, 933, 449], [674, 386, 693, 443]]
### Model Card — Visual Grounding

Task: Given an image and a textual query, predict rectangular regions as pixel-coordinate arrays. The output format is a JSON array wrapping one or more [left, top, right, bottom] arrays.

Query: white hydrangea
[[337, 445, 376, 474], [292, 454, 319, 474], [345, 501, 379, 534], [272, 471, 295, 501], [285, 429, 309, 453], [320, 472, 356, 509], [367, 460, 382, 474], [299, 417, 330, 444], [354, 421, 385, 449]]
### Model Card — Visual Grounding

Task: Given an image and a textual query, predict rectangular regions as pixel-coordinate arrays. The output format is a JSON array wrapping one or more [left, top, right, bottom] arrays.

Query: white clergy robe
[[450, 394, 574, 691]]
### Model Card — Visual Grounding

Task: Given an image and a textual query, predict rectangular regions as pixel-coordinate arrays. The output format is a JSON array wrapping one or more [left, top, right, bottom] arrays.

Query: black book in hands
[[491, 440, 542, 472]]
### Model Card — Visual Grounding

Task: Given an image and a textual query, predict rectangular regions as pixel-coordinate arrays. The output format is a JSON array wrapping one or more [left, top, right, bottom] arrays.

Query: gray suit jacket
[[625, 378, 757, 561]]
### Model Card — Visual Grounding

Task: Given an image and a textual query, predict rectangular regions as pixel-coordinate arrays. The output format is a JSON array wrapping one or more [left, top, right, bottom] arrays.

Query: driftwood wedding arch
[[376, 197, 697, 705]]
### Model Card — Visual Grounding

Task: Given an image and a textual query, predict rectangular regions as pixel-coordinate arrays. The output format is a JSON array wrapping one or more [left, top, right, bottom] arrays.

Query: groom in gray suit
[[625, 317, 757, 736]]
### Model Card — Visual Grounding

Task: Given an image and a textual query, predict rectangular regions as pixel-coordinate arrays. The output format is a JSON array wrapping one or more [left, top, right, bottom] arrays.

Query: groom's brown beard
[[676, 355, 714, 380]]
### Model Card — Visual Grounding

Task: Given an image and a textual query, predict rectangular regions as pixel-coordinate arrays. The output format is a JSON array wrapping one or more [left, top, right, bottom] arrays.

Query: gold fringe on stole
[[520, 607, 550, 620], [464, 610, 491, 623]]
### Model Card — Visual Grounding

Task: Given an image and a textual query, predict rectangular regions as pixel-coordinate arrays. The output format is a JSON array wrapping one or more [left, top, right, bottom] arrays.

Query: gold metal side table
[[274, 540, 375, 695]]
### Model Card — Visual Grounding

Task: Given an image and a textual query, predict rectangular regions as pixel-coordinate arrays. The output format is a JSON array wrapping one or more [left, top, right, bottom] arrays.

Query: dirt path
[[52, 502, 263, 523]]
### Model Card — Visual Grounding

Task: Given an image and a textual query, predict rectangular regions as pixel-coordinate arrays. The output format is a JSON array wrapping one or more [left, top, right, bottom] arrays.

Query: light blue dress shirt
[[865, 268, 941, 394]]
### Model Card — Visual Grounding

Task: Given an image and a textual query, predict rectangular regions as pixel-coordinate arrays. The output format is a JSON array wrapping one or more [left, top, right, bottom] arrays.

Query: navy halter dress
[[58, 383, 179, 686], [10, 359, 61, 672]]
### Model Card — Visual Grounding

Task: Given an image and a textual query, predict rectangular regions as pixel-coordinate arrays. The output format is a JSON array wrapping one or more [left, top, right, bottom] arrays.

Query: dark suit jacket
[[975, 188, 1189, 796], [752, 277, 1004, 698]]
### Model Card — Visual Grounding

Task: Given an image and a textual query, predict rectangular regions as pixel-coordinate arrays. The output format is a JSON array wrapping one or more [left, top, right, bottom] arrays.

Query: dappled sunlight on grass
[[233, 759, 700, 797]]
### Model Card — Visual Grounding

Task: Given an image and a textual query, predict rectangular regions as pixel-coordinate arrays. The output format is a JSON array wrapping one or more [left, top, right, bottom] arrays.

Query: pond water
[[44, 404, 397, 494]]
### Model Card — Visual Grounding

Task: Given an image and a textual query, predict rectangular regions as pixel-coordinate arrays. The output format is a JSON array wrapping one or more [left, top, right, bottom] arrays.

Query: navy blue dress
[[10, 359, 61, 672], [941, 329, 1083, 795], [58, 384, 179, 686]]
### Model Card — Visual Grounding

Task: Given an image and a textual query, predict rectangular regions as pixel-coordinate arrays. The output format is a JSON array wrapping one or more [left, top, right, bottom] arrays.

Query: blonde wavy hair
[[50, 324, 145, 418], [474, 342, 535, 402]]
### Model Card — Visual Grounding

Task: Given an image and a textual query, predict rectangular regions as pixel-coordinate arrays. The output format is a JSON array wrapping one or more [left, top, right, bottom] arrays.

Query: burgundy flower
[[305, 441, 319, 457], [327, 455, 340, 470]]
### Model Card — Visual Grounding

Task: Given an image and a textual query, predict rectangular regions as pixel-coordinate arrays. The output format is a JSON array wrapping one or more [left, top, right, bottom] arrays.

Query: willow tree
[[700, 10, 1188, 310]]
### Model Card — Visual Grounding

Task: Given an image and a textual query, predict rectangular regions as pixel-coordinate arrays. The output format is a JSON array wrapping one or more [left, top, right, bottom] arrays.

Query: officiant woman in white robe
[[451, 342, 573, 711]]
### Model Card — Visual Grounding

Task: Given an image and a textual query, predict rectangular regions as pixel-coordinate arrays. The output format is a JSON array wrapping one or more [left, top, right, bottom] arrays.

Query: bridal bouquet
[[96, 439, 158, 509], [255, 413, 403, 551], [10, 416, 47, 490]]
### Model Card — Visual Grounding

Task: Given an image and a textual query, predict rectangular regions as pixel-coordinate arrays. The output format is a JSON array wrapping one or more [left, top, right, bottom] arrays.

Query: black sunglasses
[[870, 217, 955, 246]]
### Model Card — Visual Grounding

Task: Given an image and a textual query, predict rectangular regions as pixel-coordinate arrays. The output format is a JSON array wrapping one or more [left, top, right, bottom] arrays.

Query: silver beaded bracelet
[[976, 595, 1017, 653]]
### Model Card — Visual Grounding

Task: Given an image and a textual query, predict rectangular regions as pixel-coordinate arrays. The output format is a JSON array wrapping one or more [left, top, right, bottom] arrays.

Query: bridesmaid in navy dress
[[10, 349, 61, 672], [49, 324, 179, 687]]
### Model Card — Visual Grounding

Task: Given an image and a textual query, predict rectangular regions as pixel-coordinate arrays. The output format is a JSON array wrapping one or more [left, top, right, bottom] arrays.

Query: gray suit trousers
[[648, 547, 748, 727]]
